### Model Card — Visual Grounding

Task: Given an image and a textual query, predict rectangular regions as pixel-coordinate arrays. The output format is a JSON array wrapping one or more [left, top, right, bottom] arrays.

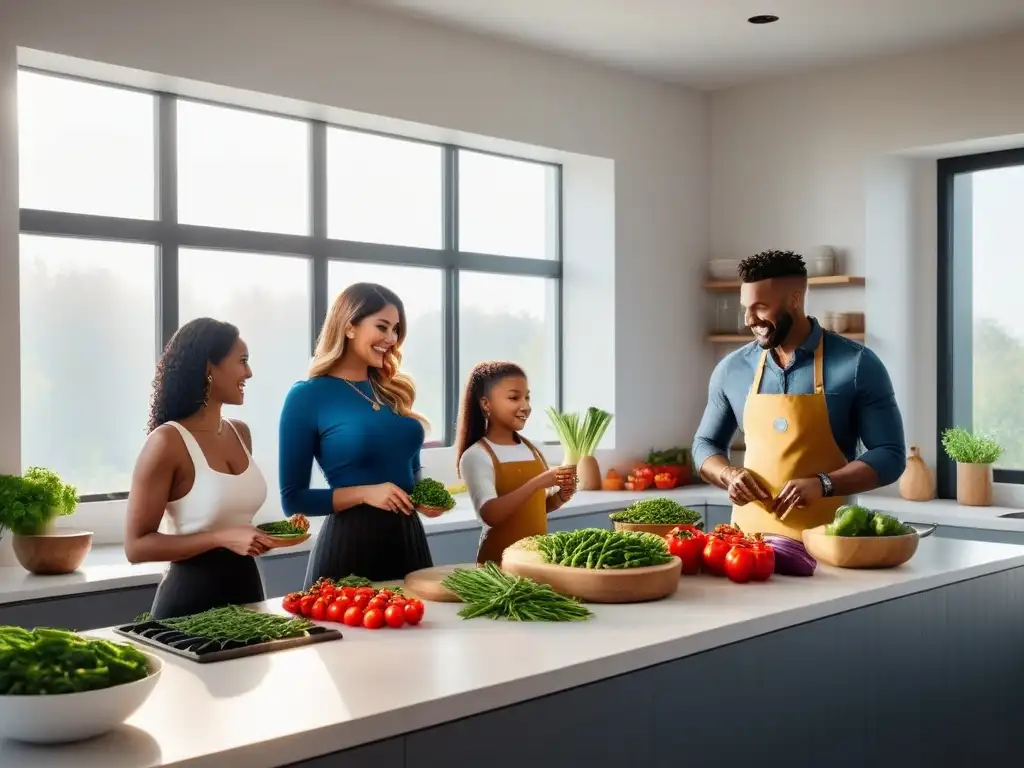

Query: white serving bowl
[[0, 650, 163, 744], [708, 259, 739, 280]]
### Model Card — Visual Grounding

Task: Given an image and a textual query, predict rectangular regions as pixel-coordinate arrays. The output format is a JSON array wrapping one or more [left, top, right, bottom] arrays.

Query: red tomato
[[362, 608, 385, 630], [299, 594, 317, 617], [340, 586, 357, 599], [325, 599, 346, 624], [724, 544, 755, 584], [281, 593, 302, 614], [384, 604, 406, 628], [750, 536, 775, 582], [333, 594, 352, 612], [376, 589, 394, 601], [702, 535, 732, 576], [355, 586, 375, 598], [311, 597, 329, 621], [319, 584, 336, 600], [389, 596, 407, 608], [403, 600, 425, 625], [367, 597, 388, 612], [665, 526, 706, 575], [353, 593, 371, 609], [342, 606, 364, 627]]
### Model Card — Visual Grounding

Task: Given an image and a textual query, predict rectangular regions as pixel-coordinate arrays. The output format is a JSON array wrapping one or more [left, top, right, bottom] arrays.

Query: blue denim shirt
[[691, 319, 907, 487]]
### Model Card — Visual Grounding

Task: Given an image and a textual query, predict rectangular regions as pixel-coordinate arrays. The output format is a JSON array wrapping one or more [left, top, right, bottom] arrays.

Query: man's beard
[[752, 311, 793, 350]]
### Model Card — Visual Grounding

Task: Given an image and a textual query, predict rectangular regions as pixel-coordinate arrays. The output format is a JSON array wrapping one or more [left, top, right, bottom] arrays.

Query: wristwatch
[[817, 472, 834, 498]]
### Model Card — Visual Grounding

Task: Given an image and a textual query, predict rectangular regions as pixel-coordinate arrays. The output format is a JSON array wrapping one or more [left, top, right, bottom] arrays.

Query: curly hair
[[454, 361, 527, 476], [148, 318, 240, 433], [738, 250, 807, 283]]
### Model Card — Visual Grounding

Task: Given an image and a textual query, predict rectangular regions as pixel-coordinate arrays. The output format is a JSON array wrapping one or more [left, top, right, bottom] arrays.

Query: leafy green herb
[[0, 467, 78, 535], [257, 520, 306, 537], [646, 447, 692, 466], [155, 605, 314, 644], [941, 427, 1003, 465], [333, 575, 374, 588], [410, 477, 456, 510], [441, 562, 593, 622], [522, 528, 673, 569], [609, 498, 703, 527], [546, 406, 613, 463], [0, 625, 150, 695]]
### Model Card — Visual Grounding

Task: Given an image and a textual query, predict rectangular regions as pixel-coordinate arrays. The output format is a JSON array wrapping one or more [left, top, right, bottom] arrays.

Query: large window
[[17, 70, 562, 501], [937, 147, 1024, 495]]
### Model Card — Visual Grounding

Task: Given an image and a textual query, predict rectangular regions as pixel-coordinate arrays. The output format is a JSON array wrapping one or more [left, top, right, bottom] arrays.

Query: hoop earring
[[203, 374, 213, 408]]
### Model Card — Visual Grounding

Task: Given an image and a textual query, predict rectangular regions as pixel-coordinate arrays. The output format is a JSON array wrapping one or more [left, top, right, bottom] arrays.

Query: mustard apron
[[732, 336, 849, 538], [475, 437, 550, 565]]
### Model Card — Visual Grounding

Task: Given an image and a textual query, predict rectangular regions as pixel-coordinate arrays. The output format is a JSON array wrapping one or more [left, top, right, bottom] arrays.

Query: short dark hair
[[737, 250, 807, 283]]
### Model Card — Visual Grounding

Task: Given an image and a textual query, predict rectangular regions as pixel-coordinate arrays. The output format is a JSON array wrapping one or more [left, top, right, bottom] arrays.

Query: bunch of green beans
[[158, 606, 314, 644], [528, 528, 673, 569], [441, 563, 593, 622]]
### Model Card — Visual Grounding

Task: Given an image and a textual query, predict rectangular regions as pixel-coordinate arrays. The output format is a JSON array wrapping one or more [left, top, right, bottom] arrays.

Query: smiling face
[[481, 375, 531, 433], [739, 278, 804, 350], [346, 304, 401, 370], [208, 337, 252, 406]]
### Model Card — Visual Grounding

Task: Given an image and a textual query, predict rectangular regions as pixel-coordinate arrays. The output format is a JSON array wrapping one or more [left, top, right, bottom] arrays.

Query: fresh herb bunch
[[155, 605, 314, 644], [546, 406, 613, 463], [257, 520, 306, 537], [609, 498, 703, 527], [442, 562, 593, 622], [522, 528, 673, 569], [941, 427, 1003, 465], [410, 477, 456, 510], [0, 626, 150, 695], [0, 466, 78, 535], [333, 575, 373, 588]]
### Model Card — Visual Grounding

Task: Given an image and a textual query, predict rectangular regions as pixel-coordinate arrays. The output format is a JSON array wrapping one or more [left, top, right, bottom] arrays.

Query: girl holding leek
[[455, 361, 577, 564]]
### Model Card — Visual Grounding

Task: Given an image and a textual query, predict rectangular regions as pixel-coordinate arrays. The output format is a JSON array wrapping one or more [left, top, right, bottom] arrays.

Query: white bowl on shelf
[[708, 259, 739, 280], [0, 651, 163, 744]]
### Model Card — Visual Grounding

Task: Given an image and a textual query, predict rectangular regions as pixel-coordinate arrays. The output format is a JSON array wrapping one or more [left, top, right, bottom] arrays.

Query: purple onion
[[763, 534, 817, 576]]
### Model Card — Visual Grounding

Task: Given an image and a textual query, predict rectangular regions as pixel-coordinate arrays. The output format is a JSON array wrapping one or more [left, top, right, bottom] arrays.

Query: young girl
[[455, 361, 577, 564]]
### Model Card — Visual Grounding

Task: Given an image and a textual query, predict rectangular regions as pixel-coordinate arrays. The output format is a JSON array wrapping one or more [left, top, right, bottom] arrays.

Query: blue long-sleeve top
[[691, 318, 907, 487], [278, 377, 424, 517]]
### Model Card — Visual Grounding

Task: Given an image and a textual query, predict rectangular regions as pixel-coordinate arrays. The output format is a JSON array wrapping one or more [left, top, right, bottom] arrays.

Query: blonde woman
[[278, 282, 433, 585]]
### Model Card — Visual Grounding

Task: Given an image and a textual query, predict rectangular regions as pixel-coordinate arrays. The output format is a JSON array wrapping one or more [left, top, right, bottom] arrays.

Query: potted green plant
[[941, 427, 1003, 507], [546, 406, 614, 491], [0, 467, 91, 574]]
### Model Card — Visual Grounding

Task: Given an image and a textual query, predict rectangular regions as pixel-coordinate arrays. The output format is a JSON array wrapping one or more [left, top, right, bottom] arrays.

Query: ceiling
[[366, 0, 1024, 89]]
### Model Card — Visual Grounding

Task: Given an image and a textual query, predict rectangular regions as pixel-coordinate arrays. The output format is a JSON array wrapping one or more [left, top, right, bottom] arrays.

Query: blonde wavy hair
[[310, 282, 428, 429]]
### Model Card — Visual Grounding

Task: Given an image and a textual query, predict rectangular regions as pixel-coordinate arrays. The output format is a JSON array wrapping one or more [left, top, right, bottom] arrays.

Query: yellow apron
[[475, 437, 550, 565], [732, 336, 849, 538]]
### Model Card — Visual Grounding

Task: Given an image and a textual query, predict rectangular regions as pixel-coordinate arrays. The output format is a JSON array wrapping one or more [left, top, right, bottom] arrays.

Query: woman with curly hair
[[124, 317, 272, 619], [278, 282, 433, 585]]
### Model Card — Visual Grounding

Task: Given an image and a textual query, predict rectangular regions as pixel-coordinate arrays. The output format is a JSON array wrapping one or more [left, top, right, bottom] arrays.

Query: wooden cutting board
[[403, 563, 477, 603]]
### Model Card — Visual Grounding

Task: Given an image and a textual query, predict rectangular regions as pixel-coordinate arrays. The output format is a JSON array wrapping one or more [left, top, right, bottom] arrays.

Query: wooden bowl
[[612, 521, 702, 537], [12, 530, 93, 575], [501, 546, 682, 603], [404, 563, 478, 602], [263, 532, 311, 550], [801, 525, 922, 569], [416, 505, 452, 519]]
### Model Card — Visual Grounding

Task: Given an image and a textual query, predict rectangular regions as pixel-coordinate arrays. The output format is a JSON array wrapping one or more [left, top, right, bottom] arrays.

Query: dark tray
[[113, 619, 343, 663]]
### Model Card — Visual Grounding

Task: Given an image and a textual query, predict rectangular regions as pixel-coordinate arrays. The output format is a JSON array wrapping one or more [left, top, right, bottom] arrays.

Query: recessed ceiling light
[[748, 15, 779, 24]]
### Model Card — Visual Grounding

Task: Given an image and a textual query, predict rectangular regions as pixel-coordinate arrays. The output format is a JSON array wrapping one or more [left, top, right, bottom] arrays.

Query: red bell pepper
[[665, 525, 706, 574], [724, 541, 756, 584], [653, 472, 677, 490], [702, 532, 734, 576]]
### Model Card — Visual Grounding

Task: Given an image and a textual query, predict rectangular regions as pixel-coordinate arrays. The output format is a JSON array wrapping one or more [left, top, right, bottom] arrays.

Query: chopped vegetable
[[410, 478, 456, 511], [824, 506, 912, 537], [609, 498, 703, 527], [762, 534, 817, 576], [665, 525, 706, 574], [0, 626, 151, 695], [441, 562, 593, 622], [546, 406, 614, 464], [257, 515, 309, 537], [156, 606, 314, 644], [521, 528, 673, 569]]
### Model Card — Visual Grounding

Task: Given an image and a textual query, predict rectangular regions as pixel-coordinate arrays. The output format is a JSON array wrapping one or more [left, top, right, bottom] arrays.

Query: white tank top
[[164, 420, 268, 535]]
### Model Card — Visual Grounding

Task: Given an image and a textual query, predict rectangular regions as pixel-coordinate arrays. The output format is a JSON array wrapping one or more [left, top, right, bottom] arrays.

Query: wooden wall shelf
[[708, 332, 865, 344], [704, 275, 865, 291]]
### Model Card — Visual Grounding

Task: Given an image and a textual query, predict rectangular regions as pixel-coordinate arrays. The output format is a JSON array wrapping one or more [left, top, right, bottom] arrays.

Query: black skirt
[[149, 547, 266, 621], [303, 504, 433, 588]]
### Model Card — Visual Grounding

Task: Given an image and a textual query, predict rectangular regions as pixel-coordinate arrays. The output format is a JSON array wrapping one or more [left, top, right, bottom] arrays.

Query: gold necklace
[[342, 379, 390, 413]]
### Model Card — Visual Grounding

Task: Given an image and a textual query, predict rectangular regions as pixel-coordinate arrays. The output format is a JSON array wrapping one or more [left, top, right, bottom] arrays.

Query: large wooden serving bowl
[[612, 521, 702, 537], [501, 545, 682, 603], [801, 524, 933, 569]]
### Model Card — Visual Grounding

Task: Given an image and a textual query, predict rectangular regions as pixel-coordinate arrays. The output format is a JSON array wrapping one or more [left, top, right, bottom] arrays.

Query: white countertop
[[0, 487, 729, 606], [2, 535, 1022, 767]]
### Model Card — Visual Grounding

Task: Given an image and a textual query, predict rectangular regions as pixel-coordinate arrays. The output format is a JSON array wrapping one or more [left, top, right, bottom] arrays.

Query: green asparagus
[[156, 605, 314, 644], [441, 562, 593, 622], [521, 528, 673, 569]]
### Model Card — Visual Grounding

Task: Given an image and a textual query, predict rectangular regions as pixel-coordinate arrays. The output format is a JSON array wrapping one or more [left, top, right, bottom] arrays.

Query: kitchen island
[[2, 535, 1022, 767]]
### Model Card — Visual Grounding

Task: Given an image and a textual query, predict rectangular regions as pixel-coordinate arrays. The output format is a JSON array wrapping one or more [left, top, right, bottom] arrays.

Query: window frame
[[936, 146, 1024, 497], [17, 68, 563, 503]]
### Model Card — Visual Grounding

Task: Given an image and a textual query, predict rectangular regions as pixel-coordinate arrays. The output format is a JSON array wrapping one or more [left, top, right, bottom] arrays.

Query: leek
[[546, 406, 613, 463]]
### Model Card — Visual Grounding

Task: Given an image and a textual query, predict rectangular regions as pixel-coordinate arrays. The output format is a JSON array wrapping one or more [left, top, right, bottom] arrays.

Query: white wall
[[0, 0, 710, 544], [709, 28, 1024, 502]]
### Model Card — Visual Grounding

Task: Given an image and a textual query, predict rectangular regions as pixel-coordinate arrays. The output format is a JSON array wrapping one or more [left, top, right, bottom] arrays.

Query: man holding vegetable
[[692, 250, 906, 538]]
